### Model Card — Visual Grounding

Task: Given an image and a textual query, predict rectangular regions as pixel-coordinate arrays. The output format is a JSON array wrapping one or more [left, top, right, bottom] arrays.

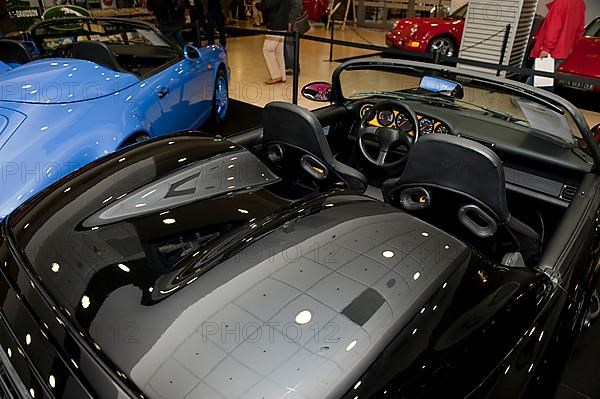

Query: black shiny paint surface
[[0, 134, 598, 399]]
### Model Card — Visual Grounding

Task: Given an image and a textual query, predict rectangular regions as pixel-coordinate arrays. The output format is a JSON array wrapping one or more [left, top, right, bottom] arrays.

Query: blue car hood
[[0, 58, 139, 104], [0, 61, 11, 74]]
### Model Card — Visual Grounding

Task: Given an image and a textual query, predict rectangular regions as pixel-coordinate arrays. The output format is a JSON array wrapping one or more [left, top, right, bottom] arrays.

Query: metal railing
[[217, 24, 600, 106]]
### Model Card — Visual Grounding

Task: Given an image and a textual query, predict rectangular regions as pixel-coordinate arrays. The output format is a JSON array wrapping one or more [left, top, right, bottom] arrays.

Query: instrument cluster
[[359, 104, 451, 136]]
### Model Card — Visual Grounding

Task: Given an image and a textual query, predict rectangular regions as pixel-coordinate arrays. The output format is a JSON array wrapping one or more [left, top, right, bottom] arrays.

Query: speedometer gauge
[[419, 118, 434, 135], [377, 110, 395, 127], [360, 104, 372, 119], [434, 124, 449, 134], [395, 113, 411, 131]]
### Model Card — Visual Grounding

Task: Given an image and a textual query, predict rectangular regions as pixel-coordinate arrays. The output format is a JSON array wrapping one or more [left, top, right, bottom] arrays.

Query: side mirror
[[593, 123, 600, 143], [301, 82, 332, 102], [183, 45, 202, 62]]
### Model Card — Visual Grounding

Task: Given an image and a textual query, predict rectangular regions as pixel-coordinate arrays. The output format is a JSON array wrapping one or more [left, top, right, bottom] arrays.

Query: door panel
[[144, 56, 210, 134]]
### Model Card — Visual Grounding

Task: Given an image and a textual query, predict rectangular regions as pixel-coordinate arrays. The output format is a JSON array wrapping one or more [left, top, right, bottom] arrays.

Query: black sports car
[[0, 58, 599, 399]]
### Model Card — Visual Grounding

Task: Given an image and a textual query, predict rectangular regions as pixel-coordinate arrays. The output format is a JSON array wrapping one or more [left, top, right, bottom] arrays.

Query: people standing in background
[[284, 0, 303, 75], [201, 0, 227, 46], [252, 0, 263, 26], [0, 0, 17, 36], [148, 0, 188, 47], [530, 0, 586, 70], [256, 0, 290, 84]]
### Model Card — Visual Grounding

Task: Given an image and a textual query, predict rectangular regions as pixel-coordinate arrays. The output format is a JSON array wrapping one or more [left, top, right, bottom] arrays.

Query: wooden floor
[[225, 22, 600, 128]]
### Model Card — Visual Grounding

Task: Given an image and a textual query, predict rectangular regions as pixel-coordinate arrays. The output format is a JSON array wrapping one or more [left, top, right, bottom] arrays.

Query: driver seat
[[72, 41, 126, 72], [382, 134, 542, 265], [262, 102, 368, 193], [0, 39, 32, 65]]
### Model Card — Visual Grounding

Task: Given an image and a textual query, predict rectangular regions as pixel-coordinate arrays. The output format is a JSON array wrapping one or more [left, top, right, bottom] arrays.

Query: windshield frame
[[450, 4, 468, 19], [30, 17, 179, 53], [330, 58, 600, 168], [584, 17, 600, 37]]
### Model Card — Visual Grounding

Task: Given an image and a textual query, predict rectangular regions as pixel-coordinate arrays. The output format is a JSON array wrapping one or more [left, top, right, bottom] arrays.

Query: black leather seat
[[262, 102, 368, 193], [382, 134, 541, 264], [72, 41, 125, 72], [0, 39, 32, 65]]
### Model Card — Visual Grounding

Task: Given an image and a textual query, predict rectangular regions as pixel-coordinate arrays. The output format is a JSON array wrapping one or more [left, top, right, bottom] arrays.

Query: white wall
[[537, 0, 599, 24]]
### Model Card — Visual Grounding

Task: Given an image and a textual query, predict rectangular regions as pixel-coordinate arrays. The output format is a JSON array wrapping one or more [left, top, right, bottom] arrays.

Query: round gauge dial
[[360, 104, 372, 119], [434, 123, 449, 134], [419, 118, 434, 135], [395, 113, 412, 131], [377, 110, 395, 127]]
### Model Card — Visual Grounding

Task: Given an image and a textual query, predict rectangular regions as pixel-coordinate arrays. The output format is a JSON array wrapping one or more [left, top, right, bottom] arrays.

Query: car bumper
[[385, 33, 428, 52], [556, 73, 600, 92]]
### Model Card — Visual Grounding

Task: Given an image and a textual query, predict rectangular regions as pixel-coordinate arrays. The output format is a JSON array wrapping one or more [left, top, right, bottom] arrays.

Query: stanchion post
[[433, 48, 441, 64], [329, 17, 335, 62], [497, 24, 511, 77], [292, 31, 300, 104], [195, 20, 201, 46]]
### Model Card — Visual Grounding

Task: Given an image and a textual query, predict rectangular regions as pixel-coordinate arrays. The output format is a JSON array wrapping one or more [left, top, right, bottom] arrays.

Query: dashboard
[[359, 103, 451, 136]]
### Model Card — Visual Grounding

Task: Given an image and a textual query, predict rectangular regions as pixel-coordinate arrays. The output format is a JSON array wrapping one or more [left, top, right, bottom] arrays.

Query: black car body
[[0, 58, 600, 399]]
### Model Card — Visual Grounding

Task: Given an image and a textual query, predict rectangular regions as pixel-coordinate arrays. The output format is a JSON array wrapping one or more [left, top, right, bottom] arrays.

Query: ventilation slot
[[560, 185, 578, 202]]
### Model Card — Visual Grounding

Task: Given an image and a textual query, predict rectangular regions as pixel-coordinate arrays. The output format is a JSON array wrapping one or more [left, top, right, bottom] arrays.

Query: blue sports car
[[0, 17, 229, 218]]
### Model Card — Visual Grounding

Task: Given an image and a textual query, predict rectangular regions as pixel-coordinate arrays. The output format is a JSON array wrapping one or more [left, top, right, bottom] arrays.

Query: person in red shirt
[[531, 0, 586, 65]]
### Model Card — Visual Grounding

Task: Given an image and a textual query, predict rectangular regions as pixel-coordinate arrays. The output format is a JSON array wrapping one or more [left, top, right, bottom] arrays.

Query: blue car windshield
[[32, 19, 172, 52]]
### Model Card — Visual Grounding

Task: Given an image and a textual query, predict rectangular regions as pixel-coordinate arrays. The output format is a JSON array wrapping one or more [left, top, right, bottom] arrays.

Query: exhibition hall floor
[[224, 23, 600, 128]]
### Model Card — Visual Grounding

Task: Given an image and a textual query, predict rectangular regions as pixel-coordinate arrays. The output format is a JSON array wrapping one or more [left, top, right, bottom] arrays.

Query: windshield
[[585, 18, 600, 37], [451, 4, 468, 19], [339, 66, 580, 144], [32, 19, 171, 52]]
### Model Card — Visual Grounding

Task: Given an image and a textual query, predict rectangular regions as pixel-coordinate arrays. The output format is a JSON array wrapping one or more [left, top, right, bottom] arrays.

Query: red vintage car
[[385, 4, 467, 57], [557, 17, 600, 92]]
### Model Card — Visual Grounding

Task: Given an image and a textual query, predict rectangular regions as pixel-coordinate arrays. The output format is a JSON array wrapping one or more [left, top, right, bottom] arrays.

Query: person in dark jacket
[[284, 0, 303, 74], [148, 0, 188, 47], [201, 0, 227, 46], [256, 0, 290, 84]]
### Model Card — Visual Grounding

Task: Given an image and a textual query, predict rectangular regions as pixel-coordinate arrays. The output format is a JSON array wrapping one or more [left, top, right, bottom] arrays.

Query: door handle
[[156, 86, 170, 98]]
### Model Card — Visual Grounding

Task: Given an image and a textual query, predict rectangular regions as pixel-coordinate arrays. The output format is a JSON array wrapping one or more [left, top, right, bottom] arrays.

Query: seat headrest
[[394, 134, 509, 220], [0, 39, 32, 65], [72, 41, 124, 72], [262, 101, 333, 159]]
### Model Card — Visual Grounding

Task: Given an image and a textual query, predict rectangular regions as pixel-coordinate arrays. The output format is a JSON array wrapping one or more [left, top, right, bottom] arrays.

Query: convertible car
[[0, 17, 228, 218], [557, 16, 600, 93], [385, 4, 467, 57], [0, 58, 599, 399]]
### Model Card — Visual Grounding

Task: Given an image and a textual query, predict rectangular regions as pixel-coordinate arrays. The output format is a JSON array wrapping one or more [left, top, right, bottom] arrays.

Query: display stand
[[326, 0, 356, 31]]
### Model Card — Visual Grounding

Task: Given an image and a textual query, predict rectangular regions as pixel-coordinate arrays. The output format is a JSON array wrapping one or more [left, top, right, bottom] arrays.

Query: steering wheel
[[357, 100, 419, 167]]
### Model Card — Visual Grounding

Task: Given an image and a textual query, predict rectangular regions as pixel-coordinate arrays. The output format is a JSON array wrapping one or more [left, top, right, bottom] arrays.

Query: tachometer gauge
[[419, 118, 434, 135], [360, 104, 372, 119], [434, 123, 449, 134], [377, 110, 395, 127], [395, 113, 412, 131]]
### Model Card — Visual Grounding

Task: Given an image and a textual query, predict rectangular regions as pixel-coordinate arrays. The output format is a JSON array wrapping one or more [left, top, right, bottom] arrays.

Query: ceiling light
[[49, 375, 56, 388], [295, 310, 312, 325], [81, 295, 91, 309], [163, 218, 176, 225], [346, 340, 357, 352], [25, 334, 31, 345], [117, 263, 130, 272], [238, 209, 249, 214], [51, 262, 60, 273], [382, 250, 395, 258], [413, 272, 421, 280]]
